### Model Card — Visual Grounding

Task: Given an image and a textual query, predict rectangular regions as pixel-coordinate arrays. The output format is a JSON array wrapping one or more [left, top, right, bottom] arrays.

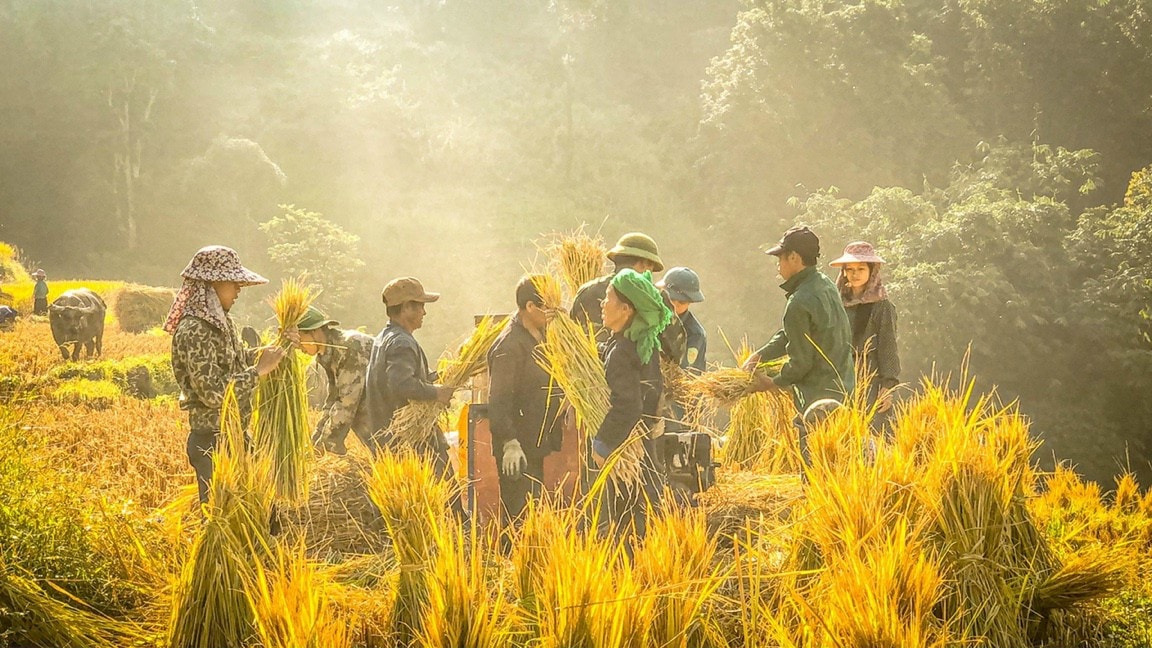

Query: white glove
[[501, 439, 527, 477]]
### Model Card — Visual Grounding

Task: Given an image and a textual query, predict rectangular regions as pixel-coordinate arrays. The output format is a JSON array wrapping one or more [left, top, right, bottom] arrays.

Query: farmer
[[293, 305, 374, 455], [487, 275, 565, 525], [592, 269, 671, 541], [361, 276, 456, 471], [657, 266, 707, 373], [656, 266, 707, 434], [571, 232, 686, 363], [32, 270, 49, 315], [166, 246, 288, 505], [0, 304, 17, 330], [830, 241, 900, 422], [744, 226, 854, 466]]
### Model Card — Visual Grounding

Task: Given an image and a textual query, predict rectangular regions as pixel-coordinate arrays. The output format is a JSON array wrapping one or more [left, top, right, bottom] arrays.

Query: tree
[[260, 205, 366, 311], [795, 140, 1151, 484]]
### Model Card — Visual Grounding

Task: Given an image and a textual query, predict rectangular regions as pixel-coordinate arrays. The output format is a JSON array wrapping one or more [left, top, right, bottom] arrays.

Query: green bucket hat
[[607, 232, 664, 272], [297, 306, 339, 331]]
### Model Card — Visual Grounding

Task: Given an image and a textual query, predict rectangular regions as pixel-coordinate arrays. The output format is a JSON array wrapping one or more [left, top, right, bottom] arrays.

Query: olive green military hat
[[607, 232, 664, 272]]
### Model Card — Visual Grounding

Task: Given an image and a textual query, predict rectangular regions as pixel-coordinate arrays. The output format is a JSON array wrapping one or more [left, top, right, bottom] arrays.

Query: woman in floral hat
[[830, 241, 901, 420], [165, 245, 288, 505]]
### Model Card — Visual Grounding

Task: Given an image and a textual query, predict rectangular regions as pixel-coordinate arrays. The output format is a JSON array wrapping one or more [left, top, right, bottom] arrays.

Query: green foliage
[[49, 355, 177, 400], [260, 205, 365, 310], [797, 140, 1152, 484], [50, 380, 123, 409]]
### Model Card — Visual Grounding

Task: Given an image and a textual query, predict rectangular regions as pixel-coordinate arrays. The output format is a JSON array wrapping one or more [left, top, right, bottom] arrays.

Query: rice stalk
[[168, 384, 275, 648], [363, 449, 457, 645], [632, 507, 728, 648], [684, 358, 788, 408], [536, 311, 645, 486], [253, 277, 316, 504], [389, 315, 507, 449], [0, 555, 144, 648], [723, 392, 796, 472], [544, 227, 607, 301], [246, 541, 352, 648], [416, 521, 521, 648]]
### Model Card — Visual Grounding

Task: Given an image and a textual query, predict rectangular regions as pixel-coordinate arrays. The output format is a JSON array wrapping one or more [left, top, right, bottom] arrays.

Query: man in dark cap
[[293, 305, 375, 455], [571, 232, 686, 362], [744, 226, 854, 465], [361, 276, 456, 467]]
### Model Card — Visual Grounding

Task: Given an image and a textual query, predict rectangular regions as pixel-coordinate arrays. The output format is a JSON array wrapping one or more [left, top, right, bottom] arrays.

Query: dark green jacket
[[755, 266, 855, 413]]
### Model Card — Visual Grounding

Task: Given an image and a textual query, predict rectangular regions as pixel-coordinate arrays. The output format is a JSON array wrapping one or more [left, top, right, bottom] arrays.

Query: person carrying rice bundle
[[293, 305, 375, 455], [166, 245, 289, 505], [571, 232, 687, 363], [593, 268, 672, 541], [361, 277, 456, 468], [743, 226, 854, 467], [487, 275, 565, 526]]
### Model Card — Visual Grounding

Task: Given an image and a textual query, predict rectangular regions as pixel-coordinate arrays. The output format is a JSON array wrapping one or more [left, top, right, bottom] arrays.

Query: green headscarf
[[610, 269, 673, 364]]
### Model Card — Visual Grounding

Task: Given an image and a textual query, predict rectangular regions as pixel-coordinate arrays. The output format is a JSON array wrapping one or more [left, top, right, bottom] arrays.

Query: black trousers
[[187, 429, 217, 505], [597, 439, 663, 546], [33, 297, 48, 316], [497, 451, 546, 525]]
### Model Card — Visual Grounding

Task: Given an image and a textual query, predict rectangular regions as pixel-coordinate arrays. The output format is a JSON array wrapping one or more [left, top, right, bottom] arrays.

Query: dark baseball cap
[[765, 226, 821, 259]]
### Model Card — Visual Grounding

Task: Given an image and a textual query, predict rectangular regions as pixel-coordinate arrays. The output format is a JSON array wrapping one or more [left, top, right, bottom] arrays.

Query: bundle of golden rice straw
[[536, 311, 646, 486], [364, 449, 457, 645], [724, 391, 798, 471], [169, 386, 275, 648], [389, 315, 507, 448], [685, 356, 788, 407], [545, 227, 607, 300], [253, 277, 316, 504]]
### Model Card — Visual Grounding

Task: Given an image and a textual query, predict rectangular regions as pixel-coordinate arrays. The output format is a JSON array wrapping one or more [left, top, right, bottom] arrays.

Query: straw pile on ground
[[388, 315, 507, 449], [281, 451, 387, 557], [113, 284, 176, 333], [253, 277, 316, 505]]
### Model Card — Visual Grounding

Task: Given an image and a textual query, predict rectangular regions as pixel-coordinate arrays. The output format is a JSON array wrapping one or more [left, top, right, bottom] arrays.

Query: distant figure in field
[[166, 246, 288, 505], [0, 304, 18, 330], [33, 269, 49, 315], [830, 241, 900, 419], [48, 288, 107, 360]]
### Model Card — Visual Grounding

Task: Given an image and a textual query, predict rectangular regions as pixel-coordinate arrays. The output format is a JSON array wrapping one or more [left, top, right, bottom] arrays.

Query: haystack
[[115, 284, 176, 333]]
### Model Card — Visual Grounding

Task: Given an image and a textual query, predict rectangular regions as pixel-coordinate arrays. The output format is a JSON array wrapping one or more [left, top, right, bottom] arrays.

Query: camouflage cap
[[382, 276, 440, 306], [180, 246, 267, 286]]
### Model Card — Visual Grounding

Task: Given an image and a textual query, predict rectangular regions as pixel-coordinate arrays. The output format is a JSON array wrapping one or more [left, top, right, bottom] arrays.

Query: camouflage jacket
[[314, 328, 374, 441], [171, 315, 257, 432]]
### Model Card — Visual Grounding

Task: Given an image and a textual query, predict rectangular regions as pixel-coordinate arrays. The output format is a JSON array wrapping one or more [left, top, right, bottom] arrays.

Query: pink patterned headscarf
[[163, 246, 267, 334]]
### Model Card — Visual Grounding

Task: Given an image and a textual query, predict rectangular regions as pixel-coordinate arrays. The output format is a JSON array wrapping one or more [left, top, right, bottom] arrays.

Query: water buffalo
[[49, 288, 106, 360]]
